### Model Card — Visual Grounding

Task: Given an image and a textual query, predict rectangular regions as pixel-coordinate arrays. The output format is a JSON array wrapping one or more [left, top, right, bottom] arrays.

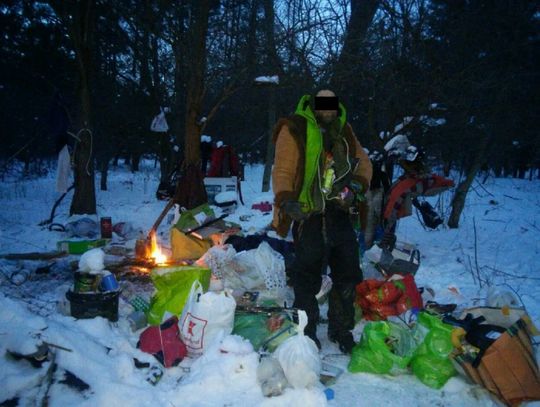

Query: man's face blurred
[[314, 95, 339, 124], [315, 109, 338, 124]]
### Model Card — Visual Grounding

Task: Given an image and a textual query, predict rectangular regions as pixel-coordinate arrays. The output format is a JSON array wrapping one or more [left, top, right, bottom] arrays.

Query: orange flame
[[150, 233, 167, 265]]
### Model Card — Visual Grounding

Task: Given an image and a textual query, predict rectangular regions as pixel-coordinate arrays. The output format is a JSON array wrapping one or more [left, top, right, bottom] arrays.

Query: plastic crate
[[66, 290, 120, 322]]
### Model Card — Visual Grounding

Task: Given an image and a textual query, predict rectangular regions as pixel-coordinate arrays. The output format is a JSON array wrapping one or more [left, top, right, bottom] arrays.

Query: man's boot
[[327, 283, 357, 354]]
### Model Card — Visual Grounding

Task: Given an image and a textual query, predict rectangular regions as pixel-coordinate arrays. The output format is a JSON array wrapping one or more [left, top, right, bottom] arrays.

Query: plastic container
[[57, 239, 108, 254], [74, 272, 100, 293], [66, 290, 120, 321], [100, 273, 119, 292], [100, 217, 112, 239]]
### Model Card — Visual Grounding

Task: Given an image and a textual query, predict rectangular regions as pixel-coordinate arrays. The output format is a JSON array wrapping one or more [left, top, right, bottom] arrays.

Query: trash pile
[[3, 191, 538, 406], [348, 244, 540, 406]]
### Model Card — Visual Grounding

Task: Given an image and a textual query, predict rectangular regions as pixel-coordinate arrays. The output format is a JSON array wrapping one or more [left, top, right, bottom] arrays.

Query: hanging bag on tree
[[150, 108, 169, 133]]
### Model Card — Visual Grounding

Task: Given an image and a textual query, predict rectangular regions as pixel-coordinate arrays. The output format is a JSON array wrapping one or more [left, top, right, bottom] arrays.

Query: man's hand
[[349, 180, 364, 195], [281, 200, 308, 222], [349, 180, 367, 202]]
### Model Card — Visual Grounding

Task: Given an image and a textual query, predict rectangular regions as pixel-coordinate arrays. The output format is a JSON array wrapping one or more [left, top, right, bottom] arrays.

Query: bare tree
[[49, 0, 97, 215]]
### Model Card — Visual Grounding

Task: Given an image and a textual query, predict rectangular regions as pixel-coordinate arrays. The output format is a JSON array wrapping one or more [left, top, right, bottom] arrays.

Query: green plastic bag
[[348, 321, 417, 375], [174, 203, 215, 232], [410, 312, 456, 389], [146, 265, 211, 325], [232, 312, 297, 352]]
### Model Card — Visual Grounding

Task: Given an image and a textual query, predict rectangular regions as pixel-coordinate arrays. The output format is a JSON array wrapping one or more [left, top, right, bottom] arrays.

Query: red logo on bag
[[182, 313, 208, 350], [188, 320, 196, 336]]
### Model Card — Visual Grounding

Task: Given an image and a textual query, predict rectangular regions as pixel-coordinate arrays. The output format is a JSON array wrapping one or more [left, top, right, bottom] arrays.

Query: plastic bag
[[232, 312, 297, 352], [410, 312, 456, 389], [253, 242, 287, 290], [348, 321, 417, 375], [146, 266, 211, 325], [65, 217, 99, 238], [486, 286, 520, 308], [150, 109, 169, 132], [56, 145, 70, 193], [230, 242, 287, 291], [78, 248, 105, 273], [257, 356, 289, 397], [196, 244, 237, 279], [274, 310, 321, 389], [138, 316, 187, 368], [179, 281, 237, 357], [174, 203, 215, 232]]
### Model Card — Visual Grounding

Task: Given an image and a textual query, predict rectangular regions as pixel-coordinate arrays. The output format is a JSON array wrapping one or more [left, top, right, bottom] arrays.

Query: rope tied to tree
[[68, 128, 93, 176]]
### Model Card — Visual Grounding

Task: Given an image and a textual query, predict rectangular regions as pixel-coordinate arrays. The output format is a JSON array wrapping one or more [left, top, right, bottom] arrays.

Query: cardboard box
[[57, 239, 108, 254]]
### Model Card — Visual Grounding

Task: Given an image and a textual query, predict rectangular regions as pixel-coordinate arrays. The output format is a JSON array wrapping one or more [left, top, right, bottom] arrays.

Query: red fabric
[[251, 202, 273, 212], [138, 316, 187, 368], [207, 146, 240, 177], [383, 174, 454, 220], [355, 275, 423, 321]]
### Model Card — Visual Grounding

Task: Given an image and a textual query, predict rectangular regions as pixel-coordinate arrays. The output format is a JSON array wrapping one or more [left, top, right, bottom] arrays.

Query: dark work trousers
[[291, 205, 363, 341]]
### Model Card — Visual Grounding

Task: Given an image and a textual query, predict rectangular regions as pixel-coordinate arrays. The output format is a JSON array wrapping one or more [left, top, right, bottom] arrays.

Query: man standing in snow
[[271, 90, 372, 353]]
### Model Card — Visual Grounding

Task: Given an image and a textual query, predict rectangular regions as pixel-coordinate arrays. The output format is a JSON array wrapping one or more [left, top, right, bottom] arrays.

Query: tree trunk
[[262, 85, 276, 192], [443, 160, 451, 177], [183, 1, 210, 167], [52, 0, 97, 215], [261, 0, 279, 192], [131, 153, 140, 172], [99, 157, 108, 191], [447, 134, 489, 228], [169, 1, 211, 210], [331, 0, 379, 92]]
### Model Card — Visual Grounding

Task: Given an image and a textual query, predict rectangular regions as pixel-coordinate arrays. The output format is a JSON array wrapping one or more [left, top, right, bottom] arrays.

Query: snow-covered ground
[[0, 161, 539, 406]]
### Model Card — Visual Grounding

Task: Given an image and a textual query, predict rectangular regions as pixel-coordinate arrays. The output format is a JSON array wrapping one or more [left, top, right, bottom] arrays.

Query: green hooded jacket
[[294, 94, 354, 214]]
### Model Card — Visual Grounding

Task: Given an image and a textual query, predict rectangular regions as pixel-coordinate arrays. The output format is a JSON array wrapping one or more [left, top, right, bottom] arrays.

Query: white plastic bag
[[230, 242, 287, 291], [196, 244, 237, 279], [254, 241, 287, 290], [257, 356, 289, 397], [78, 248, 105, 273], [56, 145, 71, 193], [150, 109, 169, 133], [274, 310, 321, 389], [179, 281, 236, 357]]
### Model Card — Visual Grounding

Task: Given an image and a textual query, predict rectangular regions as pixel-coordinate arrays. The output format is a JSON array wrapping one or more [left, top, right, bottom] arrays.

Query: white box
[[203, 177, 238, 204]]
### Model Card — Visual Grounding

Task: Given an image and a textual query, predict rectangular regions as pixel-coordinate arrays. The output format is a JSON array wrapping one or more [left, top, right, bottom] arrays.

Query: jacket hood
[[294, 94, 347, 129]]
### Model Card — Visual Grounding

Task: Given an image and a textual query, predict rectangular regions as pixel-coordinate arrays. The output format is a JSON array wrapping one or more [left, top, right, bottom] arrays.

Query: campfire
[[149, 233, 167, 265]]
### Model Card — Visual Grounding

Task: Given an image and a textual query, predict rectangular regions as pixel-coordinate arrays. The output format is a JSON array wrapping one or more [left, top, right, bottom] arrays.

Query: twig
[[474, 180, 494, 197], [503, 194, 521, 201], [526, 221, 540, 233], [467, 255, 477, 286], [0, 251, 67, 260], [482, 265, 540, 281], [472, 217, 482, 288], [44, 342, 73, 352], [501, 283, 525, 308]]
